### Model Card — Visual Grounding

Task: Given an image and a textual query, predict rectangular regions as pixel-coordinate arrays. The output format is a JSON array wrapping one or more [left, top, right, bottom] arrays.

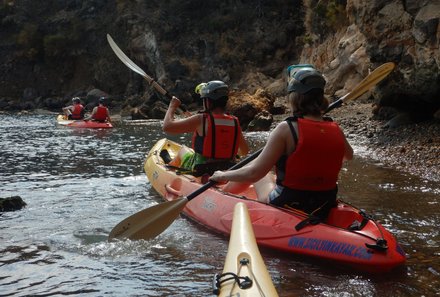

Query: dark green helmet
[[198, 80, 229, 100], [287, 64, 326, 94]]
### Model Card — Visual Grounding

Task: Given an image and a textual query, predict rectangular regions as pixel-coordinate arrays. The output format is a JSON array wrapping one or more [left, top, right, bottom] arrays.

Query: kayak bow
[[213, 202, 279, 297]]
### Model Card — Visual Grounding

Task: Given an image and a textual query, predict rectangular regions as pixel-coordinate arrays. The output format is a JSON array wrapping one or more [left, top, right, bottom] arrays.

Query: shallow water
[[0, 114, 439, 296]]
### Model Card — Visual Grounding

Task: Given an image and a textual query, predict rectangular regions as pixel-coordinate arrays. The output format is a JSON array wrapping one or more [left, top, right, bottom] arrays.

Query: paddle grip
[[151, 82, 187, 112]]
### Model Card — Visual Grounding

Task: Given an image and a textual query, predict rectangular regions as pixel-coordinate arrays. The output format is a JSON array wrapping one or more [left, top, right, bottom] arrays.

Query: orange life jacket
[[71, 104, 84, 119], [276, 117, 345, 191], [192, 112, 240, 159], [93, 105, 108, 122]]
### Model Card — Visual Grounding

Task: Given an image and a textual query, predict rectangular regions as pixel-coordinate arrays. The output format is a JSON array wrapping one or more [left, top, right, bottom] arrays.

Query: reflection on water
[[0, 113, 439, 296]]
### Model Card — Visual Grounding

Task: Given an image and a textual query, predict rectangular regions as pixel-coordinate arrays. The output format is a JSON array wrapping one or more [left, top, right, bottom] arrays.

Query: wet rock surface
[[0, 196, 27, 212]]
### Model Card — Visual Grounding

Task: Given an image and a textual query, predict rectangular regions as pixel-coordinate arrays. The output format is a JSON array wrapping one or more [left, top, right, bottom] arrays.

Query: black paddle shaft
[[185, 97, 345, 201], [325, 98, 343, 114], [185, 148, 263, 201]]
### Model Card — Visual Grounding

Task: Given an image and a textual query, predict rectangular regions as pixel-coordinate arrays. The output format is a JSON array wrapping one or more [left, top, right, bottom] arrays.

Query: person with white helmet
[[63, 97, 84, 120], [210, 65, 353, 219], [162, 80, 249, 175]]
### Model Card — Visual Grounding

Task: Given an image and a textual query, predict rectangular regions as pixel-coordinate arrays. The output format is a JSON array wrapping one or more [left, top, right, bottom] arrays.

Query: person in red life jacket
[[162, 80, 249, 173], [210, 65, 353, 219], [62, 97, 84, 120], [85, 97, 111, 122]]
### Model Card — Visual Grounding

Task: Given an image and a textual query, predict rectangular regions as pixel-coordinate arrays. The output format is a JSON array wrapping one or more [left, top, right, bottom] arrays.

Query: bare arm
[[343, 137, 353, 161], [237, 129, 249, 156], [62, 105, 73, 112], [84, 107, 97, 121], [210, 123, 287, 183], [163, 97, 202, 134], [106, 107, 112, 123], [340, 128, 353, 161]]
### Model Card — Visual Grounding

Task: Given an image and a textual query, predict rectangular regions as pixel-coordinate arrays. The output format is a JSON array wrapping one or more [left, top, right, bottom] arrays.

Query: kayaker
[[62, 97, 84, 120], [210, 65, 353, 219], [162, 80, 249, 175], [85, 97, 112, 123]]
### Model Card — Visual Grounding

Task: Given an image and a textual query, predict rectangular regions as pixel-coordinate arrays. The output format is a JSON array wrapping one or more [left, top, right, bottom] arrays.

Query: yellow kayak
[[214, 202, 279, 297]]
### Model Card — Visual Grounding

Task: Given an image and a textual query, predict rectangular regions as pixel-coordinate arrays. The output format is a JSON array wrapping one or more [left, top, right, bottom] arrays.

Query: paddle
[[108, 149, 262, 241], [106, 34, 187, 113], [326, 62, 396, 113], [108, 62, 395, 241]]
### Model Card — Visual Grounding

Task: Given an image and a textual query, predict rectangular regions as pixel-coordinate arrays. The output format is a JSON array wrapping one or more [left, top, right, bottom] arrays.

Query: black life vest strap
[[207, 113, 216, 158], [285, 116, 300, 146]]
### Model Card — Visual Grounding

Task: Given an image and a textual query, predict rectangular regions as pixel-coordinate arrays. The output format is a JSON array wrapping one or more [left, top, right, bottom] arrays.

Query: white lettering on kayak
[[202, 197, 217, 212]]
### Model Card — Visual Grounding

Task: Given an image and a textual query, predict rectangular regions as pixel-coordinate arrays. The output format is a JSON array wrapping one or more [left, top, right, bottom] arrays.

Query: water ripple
[[1, 114, 439, 296]]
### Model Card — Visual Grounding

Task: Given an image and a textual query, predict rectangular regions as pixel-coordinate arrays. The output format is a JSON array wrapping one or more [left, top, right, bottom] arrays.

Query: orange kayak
[[144, 138, 406, 273], [56, 115, 113, 129]]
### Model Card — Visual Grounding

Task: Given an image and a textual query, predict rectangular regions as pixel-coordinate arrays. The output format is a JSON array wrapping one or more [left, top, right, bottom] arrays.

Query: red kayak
[[56, 115, 113, 129], [144, 138, 406, 273]]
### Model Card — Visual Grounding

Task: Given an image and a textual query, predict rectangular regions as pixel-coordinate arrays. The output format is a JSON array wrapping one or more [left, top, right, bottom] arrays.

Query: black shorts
[[269, 185, 338, 219]]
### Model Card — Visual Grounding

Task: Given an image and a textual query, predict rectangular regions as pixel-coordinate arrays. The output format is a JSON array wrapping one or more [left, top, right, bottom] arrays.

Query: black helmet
[[72, 97, 81, 103], [287, 64, 326, 94], [99, 96, 106, 104], [197, 80, 228, 100]]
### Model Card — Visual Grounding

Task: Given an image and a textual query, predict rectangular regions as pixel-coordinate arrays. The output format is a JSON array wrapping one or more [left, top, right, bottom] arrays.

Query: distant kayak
[[214, 202, 279, 297], [56, 115, 113, 129], [144, 138, 406, 273]]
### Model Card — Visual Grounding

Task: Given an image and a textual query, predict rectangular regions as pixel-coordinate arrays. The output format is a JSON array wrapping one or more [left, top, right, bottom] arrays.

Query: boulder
[[0, 196, 27, 212], [228, 88, 275, 130], [247, 111, 273, 132]]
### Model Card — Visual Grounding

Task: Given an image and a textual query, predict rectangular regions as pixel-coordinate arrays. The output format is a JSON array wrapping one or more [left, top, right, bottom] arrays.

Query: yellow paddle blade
[[108, 197, 188, 241], [342, 62, 395, 102]]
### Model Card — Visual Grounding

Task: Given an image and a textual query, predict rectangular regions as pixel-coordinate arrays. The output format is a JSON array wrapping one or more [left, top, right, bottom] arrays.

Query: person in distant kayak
[[162, 80, 249, 175], [85, 97, 111, 122], [63, 97, 85, 120], [210, 65, 353, 219]]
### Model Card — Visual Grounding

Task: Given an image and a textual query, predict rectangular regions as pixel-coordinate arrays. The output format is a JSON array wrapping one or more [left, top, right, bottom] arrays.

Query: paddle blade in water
[[108, 197, 188, 241]]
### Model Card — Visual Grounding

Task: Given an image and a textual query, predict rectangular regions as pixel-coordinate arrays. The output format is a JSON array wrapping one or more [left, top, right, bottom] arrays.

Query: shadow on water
[[0, 114, 439, 296]]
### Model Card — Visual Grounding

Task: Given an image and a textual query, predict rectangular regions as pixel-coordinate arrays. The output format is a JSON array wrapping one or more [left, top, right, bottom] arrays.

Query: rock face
[[0, 0, 438, 126], [301, 0, 439, 121]]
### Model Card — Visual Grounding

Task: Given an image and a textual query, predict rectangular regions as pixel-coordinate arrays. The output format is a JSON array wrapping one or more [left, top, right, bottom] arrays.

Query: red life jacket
[[277, 117, 345, 191], [192, 112, 240, 159], [93, 105, 108, 121], [71, 104, 84, 119]]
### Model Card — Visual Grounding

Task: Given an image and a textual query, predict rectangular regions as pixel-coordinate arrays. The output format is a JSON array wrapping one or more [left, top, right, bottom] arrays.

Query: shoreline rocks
[[327, 100, 440, 182], [0, 196, 27, 212]]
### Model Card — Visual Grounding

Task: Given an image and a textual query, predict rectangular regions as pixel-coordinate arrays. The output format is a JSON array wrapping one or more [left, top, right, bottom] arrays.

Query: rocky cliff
[[0, 0, 438, 127]]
